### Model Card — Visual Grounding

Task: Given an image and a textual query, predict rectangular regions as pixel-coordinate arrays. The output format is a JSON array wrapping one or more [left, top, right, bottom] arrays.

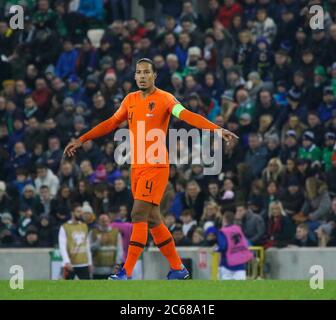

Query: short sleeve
[[165, 92, 181, 114], [113, 94, 129, 122]]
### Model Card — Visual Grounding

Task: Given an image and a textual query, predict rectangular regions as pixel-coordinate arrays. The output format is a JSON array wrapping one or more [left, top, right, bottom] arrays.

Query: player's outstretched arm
[[63, 115, 123, 158], [172, 104, 239, 144], [64, 96, 128, 158]]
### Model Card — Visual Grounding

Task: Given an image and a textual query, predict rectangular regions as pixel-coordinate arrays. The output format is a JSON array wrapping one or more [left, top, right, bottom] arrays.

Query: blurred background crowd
[[1, 0, 336, 250]]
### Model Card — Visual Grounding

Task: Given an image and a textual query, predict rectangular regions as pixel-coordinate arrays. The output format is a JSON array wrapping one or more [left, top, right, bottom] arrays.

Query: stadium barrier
[[265, 247, 336, 279], [1, 247, 336, 280], [211, 246, 265, 280]]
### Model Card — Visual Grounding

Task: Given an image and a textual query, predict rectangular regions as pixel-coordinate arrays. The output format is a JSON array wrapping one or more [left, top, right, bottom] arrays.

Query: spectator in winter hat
[[66, 74, 84, 104], [72, 115, 86, 140], [278, 88, 307, 127], [82, 201, 96, 227], [94, 164, 107, 183], [55, 97, 75, 134], [306, 111, 325, 147], [0, 212, 15, 231], [317, 87, 336, 123], [280, 177, 305, 216], [299, 131, 320, 159], [279, 130, 299, 163], [22, 225, 40, 247]]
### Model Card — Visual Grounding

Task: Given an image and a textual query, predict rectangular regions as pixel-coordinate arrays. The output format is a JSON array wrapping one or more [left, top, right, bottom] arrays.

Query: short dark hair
[[36, 163, 47, 170], [223, 211, 235, 224], [136, 58, 156, 73], [71, 202, 82, 212]]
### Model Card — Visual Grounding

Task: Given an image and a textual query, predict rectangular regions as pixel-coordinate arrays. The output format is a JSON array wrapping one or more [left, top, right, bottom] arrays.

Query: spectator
[[172, 227, 192, 246], [317, 86, 336, 123], [181, 180, 205, 221], [76, 38, 97, 78], [55, 38, 79, 80], [235, 203, 265, 245], [34, 163, 60, 198], [302, 177, 331, 225], [180, 209, 197, 238], [291, 223, 317, 247], [55, 97, 76, 136], [38, 214, 54, 247], [50, 184, 73, 229], [20, 184, 43, 216], [0, 212, 18, 243], [279, 131, 299, 163], [17, 206, 37, 239], [190, 227, 206, 246], [59, 160, 78, 190], [44, 136, 63, 173], [7, 142, 31, 181], [264, 200, 295, 248], [66, 75, 85, 104], [220, 178, 236, 212], [217, 0, 243, 29], [204, 226, 218, 246], [326, 153, 336, 197], [39, 185, 53, 216], [280, 176, 305, 217], [164, 213, 178, 233], [32, 77, 52, 115], [262, 158, 284, 188], [298, 131, 322, 166], [251, 8, 277, 44], [315, 225, 331, 247], [245, 132, 268, 178], [21, 226, 40, 247], [109, 178, 133, 211], [322, 132, 336, 172]]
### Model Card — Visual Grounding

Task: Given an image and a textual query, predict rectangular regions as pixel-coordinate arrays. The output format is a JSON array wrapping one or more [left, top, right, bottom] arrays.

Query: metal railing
[[211, 246, 265, 280]]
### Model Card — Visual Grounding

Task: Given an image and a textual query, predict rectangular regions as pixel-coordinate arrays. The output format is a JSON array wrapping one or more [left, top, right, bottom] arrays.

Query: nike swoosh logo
[[129, 105, 135, 109], [142, 194, 149, 197]]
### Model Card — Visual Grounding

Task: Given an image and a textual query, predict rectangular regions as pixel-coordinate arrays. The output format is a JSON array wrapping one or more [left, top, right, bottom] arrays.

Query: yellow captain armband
[[171, 104, 186, 119]]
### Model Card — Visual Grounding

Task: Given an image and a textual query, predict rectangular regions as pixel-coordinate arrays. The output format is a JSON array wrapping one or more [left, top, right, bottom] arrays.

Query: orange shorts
[[131, 166, 170, 205]]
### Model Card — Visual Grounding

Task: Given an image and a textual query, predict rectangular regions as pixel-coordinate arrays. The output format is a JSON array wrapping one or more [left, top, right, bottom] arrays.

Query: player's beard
[[74, 215, 84, 222], [138, 83, 150, 92]]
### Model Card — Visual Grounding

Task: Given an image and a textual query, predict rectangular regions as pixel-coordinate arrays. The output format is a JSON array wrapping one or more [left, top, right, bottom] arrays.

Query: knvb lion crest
[[148, 102, 155, 112]]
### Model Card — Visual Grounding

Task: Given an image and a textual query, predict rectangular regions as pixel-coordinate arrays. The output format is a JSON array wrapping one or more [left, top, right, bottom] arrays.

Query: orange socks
[[123, 222, 148, 277], [150, 223, 183, 270]]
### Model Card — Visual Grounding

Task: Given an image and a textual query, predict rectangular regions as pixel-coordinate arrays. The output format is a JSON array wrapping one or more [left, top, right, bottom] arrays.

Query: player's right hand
[[63, 139, 83, 158]]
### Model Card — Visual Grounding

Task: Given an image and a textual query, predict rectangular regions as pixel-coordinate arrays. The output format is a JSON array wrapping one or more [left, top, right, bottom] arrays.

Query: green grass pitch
[[1, 280, 336, 300]]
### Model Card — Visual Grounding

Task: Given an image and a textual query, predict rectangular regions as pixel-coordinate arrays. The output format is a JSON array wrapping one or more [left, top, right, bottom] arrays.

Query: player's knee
[[131, 210, 147, 223], [148, 218, 158, 229]]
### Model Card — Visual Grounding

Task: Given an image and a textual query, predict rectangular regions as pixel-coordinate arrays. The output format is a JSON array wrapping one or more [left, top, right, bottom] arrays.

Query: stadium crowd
[[1, 0, 336, 251]]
